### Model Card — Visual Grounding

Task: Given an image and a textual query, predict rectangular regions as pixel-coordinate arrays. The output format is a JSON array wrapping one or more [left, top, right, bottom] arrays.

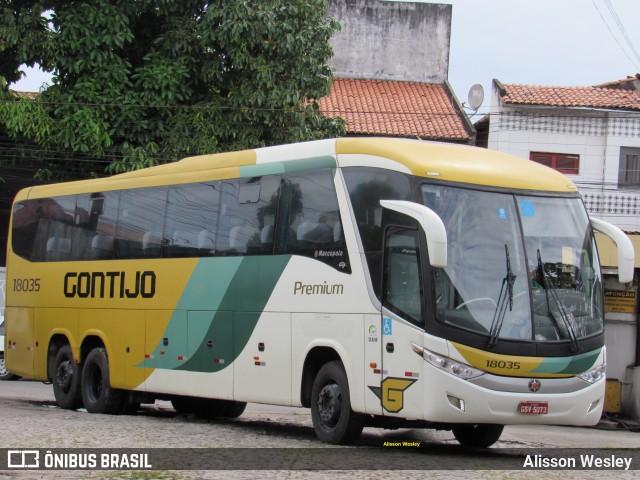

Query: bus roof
[[16, 137, 576, 200], [335, 138, 576, 193]]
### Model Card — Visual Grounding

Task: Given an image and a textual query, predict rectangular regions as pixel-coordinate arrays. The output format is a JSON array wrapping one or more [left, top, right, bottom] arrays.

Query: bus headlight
[[577, 363, 606, 384], [411, 343, 484, 380]]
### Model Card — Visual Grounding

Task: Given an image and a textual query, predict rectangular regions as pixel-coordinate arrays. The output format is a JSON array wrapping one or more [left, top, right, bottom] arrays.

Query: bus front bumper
[[421, 365, 605, 426]]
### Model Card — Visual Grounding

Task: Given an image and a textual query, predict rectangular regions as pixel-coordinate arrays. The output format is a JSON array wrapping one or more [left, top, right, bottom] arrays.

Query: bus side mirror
[[590, 217, 635, 283], [380, 200, 448, 268]]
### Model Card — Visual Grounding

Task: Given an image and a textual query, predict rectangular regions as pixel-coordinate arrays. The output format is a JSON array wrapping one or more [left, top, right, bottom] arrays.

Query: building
[[320, 0, 474, 144], [477, 75, 640, 419]]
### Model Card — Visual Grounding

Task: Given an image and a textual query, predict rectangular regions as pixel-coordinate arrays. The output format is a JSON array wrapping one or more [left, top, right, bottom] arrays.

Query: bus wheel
[[310, 361, 364, 445], [171, 396, 195, 415], [452, 424, 504, 448], [192, 398, 231, 419], [81, 348, 125, 414], [52, 345, 82, 409], [224, 401, 247, 418]]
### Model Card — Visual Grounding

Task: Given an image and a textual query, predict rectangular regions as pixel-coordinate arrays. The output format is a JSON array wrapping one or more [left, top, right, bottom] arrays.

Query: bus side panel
[[34, 308, 79, 379], [97, 309, 146, 390], [363, 313, 383, 415], [233, 311, 292, 404], [142, 309, 188, 395], [292, 313, 366, 413], [188, 310, 233, 400], [125, 310, 146, 389], [5, 307, 35, 378]]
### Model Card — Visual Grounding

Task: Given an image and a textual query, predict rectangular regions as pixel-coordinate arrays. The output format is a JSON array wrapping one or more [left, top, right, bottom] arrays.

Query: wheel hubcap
[[318, 383, 342, 426]]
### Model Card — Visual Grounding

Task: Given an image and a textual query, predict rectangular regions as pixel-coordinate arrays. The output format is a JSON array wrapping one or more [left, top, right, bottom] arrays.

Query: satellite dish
[[467, 84, 484, 110]]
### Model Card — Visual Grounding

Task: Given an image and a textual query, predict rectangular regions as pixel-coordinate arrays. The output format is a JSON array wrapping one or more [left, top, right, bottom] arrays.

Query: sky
[[10, 0, 640, 117]]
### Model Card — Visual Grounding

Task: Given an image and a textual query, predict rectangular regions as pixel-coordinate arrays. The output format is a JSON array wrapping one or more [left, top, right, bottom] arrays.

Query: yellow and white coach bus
[[5, 137, 634, 446]]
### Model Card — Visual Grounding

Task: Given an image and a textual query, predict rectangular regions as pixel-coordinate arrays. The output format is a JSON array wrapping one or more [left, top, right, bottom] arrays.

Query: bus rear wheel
[[452, 424, 504, 448], [52, 345, 82, 409], [81, 348, 125, 414], [310, 361, 364, 445]]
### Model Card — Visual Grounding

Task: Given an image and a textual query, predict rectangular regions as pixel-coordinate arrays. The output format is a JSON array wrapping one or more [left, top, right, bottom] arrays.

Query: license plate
[[518, 401, 548, 414]]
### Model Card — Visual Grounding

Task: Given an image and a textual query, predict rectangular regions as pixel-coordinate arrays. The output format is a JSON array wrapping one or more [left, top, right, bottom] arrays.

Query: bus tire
[[171, 396, 195, 415], [192, 398, 231, 419], [224, 401, 247, 418], [310, 360, 364, 445], [52, 345, 82, 410], [452, 424, 504, 448], [81, 348, 126, 414]]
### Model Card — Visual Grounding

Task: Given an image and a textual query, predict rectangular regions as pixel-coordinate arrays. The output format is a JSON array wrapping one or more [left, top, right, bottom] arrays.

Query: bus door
[[380, 227, 425, 419]]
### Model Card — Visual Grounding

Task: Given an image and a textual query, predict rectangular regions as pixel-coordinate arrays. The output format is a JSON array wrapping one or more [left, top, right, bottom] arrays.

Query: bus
[[5, 137, 634, 446]]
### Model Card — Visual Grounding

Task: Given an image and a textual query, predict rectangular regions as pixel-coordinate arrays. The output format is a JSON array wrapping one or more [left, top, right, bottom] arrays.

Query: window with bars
[[618, 147, 640, 190], [530, 152, 580, 174]]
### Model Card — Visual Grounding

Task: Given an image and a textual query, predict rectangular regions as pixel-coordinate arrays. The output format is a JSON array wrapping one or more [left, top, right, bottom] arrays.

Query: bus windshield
[[422, 185, 603, 344]]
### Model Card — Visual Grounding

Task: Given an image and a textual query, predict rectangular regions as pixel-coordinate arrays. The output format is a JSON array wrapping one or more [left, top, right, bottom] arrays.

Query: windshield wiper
[[487, 244, 516, 348], [537, 250, 580, 353]]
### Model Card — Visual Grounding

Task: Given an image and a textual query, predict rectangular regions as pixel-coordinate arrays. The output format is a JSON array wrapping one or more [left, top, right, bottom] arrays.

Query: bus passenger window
[[116, 187, 167, 259], [276, 170, 350, 272], [30, 195, 77, 262], [217, 176, 280, 255], [165, 182, 220, 257], [81, 191, 119, 260], [11, 200, 41, 261]]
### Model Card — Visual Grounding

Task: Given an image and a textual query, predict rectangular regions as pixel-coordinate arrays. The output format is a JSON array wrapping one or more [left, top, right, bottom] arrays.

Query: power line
[[591, 0, 640, 71], [603, 0, 640, 67]]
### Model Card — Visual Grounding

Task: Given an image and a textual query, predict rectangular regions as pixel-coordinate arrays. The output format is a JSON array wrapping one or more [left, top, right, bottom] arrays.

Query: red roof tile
[[319, 78, 472, 142], [9, 90, 39, 99], [500, 82, 640, 111]]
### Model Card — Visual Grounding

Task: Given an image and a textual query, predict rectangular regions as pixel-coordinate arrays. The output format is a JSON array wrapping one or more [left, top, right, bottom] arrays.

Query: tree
[[0, 0, 344, 180], [0, 1, 53, 88]]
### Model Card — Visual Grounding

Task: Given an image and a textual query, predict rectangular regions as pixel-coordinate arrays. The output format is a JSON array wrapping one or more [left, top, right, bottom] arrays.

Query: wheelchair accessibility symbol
[[383, 317, 393, 335]]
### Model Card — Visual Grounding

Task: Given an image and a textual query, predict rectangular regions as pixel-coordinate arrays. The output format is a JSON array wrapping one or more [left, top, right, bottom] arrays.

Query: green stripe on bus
[[239, 156, 336, 177], [142, 255, 291, 372], [531, 350, 600, 375], [179, 254, 290, 372]]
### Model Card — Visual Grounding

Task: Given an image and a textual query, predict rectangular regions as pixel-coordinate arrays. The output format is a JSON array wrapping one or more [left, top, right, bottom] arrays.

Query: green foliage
[[0, 1, 54, 87], [0, 0, 344, 179]]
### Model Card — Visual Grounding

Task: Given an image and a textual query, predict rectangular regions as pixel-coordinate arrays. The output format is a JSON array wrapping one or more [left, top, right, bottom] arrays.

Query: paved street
[[0, 379, 639, 479]]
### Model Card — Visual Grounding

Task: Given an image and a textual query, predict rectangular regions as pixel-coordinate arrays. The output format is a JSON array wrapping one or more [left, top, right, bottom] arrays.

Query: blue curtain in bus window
[[217, 176, 281, 255], [116, 187, 167, 259], [164, 182, 221, 257]]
